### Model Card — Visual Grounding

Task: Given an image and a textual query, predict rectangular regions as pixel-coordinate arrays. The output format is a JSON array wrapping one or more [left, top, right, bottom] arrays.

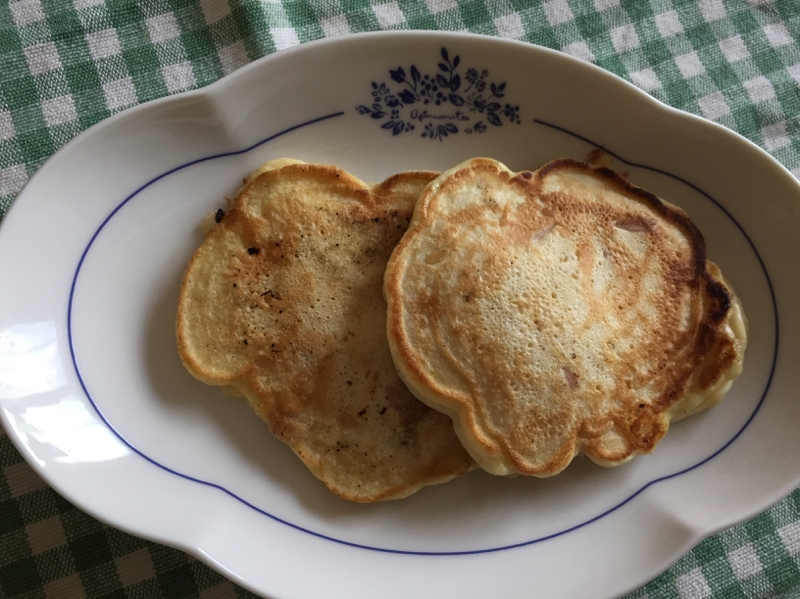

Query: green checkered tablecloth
[[1, 0, 800, 597]]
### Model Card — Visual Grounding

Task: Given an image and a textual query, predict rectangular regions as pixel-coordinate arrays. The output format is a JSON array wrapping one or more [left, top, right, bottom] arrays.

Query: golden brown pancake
[[384, 157, 747, 477], [177, 160, 475, 501]]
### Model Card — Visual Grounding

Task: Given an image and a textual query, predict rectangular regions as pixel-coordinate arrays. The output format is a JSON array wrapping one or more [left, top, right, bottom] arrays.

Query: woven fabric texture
[[1, 0, 800, 597]]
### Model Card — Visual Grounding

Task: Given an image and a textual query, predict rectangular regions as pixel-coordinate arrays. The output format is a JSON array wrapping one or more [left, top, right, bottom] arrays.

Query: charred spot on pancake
[[705, 275, 732, 323]]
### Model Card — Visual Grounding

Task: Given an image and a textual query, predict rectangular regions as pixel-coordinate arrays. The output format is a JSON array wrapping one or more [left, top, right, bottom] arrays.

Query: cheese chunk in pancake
[[384, 157, 747, 477], [177, 160, 475, 502]]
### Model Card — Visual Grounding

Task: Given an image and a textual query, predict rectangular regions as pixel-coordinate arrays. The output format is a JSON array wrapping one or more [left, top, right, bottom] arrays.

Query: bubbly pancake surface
[[385, 158, 747, 477], [177, 161, 474, 502]]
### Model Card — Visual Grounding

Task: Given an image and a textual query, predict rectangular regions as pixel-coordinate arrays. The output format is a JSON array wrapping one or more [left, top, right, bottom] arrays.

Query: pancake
[[384, 157, 747, 477], [177, 160, 475, 502]]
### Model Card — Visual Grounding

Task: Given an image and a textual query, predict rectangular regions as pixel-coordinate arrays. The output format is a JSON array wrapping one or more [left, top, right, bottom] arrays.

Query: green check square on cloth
[[1, 0, 800, 597]]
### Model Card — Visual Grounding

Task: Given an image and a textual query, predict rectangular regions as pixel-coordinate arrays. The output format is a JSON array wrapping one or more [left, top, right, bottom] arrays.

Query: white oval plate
[[1, 31, 798, 599]]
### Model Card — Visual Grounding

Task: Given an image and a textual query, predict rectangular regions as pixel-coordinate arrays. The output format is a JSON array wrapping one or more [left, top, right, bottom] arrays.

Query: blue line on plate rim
[[67, 113, 779, 556]]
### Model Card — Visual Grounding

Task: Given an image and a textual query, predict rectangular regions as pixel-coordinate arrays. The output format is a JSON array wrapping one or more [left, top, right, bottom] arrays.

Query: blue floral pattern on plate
[[357, 47, 521, 141]]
